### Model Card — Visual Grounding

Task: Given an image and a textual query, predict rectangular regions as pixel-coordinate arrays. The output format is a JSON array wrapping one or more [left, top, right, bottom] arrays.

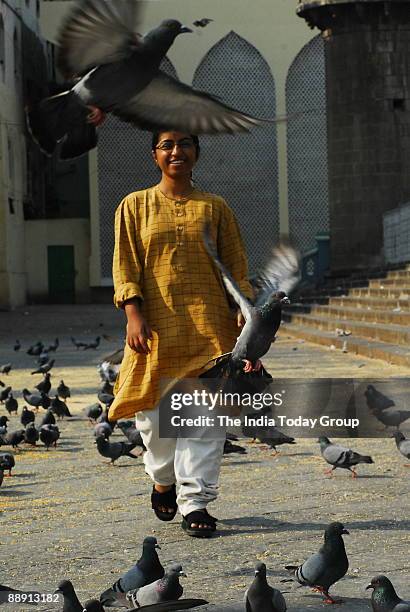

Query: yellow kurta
[[109, 185, 253, 421]]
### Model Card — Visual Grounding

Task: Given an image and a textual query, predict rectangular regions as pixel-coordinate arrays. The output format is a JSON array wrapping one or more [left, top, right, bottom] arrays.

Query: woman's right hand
[[126, 312, 153, 354]]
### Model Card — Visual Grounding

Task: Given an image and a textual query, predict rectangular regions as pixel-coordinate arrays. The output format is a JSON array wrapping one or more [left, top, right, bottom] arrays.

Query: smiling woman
[[109, 129, 254, 538]]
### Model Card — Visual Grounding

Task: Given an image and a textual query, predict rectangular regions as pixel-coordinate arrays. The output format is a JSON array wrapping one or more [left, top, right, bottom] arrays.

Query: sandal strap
[[151, 484, 177, 510], [183, 509, 218, 528]]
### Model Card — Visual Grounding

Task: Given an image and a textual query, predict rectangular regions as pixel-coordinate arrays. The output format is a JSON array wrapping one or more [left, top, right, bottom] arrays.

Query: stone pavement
[[0, 306, 409, 611]]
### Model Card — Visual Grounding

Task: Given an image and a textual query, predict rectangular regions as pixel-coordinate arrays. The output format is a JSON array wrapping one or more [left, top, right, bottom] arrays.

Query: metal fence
[[384, 203, 410, 264]]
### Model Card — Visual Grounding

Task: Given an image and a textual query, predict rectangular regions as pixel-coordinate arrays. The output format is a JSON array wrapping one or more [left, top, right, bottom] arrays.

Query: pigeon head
[[143, 535, 161, 549], [55, 579, 75, 594], [318, 435, 331, 446], [167, 563, 186, 578], [325, 522, 349, 538], [366, 575, 393, 590], [254, 562, 267, 577], [144, 19, 192, 56], [392, 431, 405, 442]]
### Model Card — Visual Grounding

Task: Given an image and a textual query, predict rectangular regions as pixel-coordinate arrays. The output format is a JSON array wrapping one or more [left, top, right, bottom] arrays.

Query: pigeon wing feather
[[254, 241, 300, 307]]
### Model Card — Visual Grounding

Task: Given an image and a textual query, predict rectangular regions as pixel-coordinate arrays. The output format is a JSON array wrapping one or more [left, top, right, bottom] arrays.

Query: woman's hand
[[124, 299, 153, 354]]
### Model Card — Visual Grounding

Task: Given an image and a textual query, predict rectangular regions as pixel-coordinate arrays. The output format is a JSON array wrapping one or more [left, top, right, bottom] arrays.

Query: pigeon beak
[[180, 571, 187, 577], [342, 529, 349, 535], [365, 584, 373, 590], [281, 297, 290, 305], [155, 544, 161, 549], [179, 25, 193, 33], [54, 588, 61, 594]]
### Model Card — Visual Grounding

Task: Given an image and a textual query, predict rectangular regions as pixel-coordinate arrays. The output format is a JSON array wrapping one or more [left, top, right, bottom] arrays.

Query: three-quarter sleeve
[[217, 199, 254, 302], [112, 195, 144, 309]]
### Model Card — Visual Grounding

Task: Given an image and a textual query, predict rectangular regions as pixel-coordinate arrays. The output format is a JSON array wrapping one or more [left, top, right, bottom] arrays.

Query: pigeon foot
[[87, 106, 107, 126], [324, 468, 334, 477], [242, 359, 262, 373]]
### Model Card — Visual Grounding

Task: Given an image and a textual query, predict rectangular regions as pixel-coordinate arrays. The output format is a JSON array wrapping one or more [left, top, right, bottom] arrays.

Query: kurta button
[[177, 225, 183, 231]]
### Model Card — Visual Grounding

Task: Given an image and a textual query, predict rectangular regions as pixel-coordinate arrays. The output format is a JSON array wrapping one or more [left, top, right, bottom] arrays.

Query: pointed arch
[[286, 35, 329, 254], [193, 32, 278, 274], [97, 58, 178, 279]]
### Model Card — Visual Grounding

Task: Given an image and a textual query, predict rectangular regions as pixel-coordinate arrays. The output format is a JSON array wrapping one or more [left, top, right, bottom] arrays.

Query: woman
[[109, 130, 253, 537]]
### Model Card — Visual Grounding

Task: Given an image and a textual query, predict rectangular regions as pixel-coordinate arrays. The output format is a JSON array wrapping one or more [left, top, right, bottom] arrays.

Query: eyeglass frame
[[154, 138, 195, 151]]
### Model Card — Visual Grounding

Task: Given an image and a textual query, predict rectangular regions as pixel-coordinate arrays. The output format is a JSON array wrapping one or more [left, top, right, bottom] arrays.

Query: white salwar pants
[[136, 406, 225, 516]]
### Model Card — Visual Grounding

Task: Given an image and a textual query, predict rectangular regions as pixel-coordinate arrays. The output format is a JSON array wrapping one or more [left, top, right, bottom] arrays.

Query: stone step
[[328, 296, 410, 311], [310, 304, 410, 326], [369, 277, 410, 288], [349, 286, 410, 298], [286, 312, 410, 345], [282, 323, 410, 367], [386, 268, 410, 279]]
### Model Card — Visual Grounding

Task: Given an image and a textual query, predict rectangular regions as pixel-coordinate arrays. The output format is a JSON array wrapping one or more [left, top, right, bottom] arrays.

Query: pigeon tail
[[27, 91, 92, 158]]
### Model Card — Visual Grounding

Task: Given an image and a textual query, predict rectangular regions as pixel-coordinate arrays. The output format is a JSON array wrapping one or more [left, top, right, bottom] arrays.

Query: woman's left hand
[[237, 311, 245, 328]]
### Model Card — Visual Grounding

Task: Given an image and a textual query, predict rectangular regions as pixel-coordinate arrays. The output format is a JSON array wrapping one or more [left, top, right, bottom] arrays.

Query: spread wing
[[112, 71, 270, 133], [57, 0, 141, 78], [254, 240, 300, 307]]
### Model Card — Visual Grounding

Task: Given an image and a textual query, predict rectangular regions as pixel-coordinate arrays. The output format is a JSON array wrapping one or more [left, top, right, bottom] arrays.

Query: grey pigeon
[[318, 436, 373, 478], [0, 386, 12, 403], [100, 380, 114, 395], [0, 380, 4, 387], [0, 583, 40, 605], [31, 359, 55, 375], [223, 439, 247, 455], [71, 336, 88, 349], [21, 406, 35, 427], [37, 351, 50, 366], [95, 436, 140, 464], [35, 373, 52, 395], [5, 393, 18, 415], [46, 338, 59, 352], [126, 563, 185, 608], [392, 432, 410, 465], [94, 422, 113, 440], [3, 430, 25, 450], [40, 424, 60, 449], [117, 422, 145, 448], [24, 423, 39, 446], [27, 0, 266, 161], [23, 389, 51, 410], [98, 391, 115, 408], [40, 409, 56, 426], [84, 336, 101, 350], [201, 225, 299, 380], [0, 416, 9, 428], [13, 340, 21, 351], [0, 427, 7, 437], [83, 600, 105, 612], [193, 18, 213, 28], [0, 363, 11, 375], [100, 536, 164, 607], [367, 575, 410, 612], [0, 453, 15, 476], [365, 385, 395, 412], [285, 522, 349, 604], [57, 380, 71, 400], [245, 562, 286, 612], [51, 396, 72, 419], [371, 406, 410, 431], [27, 342, 44, 356], [86, 403, 103, 422], [55, 579, 83, 612]]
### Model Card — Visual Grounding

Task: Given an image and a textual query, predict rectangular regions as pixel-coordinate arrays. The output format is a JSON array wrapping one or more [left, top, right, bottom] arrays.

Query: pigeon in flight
[[285, 522, 349, 604], [27, 0, 268, 160], [201, 223, 300, 378], [366, 575, 410, 611], [245, 562, 287, 611], [318, 436, 373, 478], [392, 431, 410, 466], [193, 18, 214, 28]]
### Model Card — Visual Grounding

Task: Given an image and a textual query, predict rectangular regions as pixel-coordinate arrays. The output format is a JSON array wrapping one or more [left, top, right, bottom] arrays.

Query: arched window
[[0, 15, 5, 82], [97, 57, 178, 280], [286, 35, 329, 254], [193, 32, 278, 274]]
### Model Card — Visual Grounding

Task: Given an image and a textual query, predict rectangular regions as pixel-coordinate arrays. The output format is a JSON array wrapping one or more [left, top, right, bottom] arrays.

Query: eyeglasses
[[155, 139, 194, 151]]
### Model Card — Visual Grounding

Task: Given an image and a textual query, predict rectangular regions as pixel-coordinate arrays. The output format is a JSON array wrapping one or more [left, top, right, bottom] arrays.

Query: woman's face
[[152, 131, 198, 179]]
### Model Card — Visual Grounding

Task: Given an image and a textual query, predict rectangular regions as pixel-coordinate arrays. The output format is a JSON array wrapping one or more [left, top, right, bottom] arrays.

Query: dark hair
[[151, 132, 200, 159]]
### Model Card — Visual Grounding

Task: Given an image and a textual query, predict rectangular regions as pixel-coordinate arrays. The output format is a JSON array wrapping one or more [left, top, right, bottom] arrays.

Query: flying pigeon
[[95, 436, 141, 464], [27, 0, 268, 160], [27, 342, 44, 356], [0, 363, 12, 375], [100, 536, 164, 607], [392, 432, 410, 466], [37, 351, 50, 366], [318, 436, 373, 478], [245, 562, 287, 611], [31, 359, 55, 375], [193, 18, 213, 28], [285, 522, 349, 604], [126, 563, 185, 608], [0, 453, 15, 476], [35, 373, 52, 395], [366, 575, 410, 612], [201, 224, 299, 379], [57, 380, 71, 400], [54, 579, 83, 612]]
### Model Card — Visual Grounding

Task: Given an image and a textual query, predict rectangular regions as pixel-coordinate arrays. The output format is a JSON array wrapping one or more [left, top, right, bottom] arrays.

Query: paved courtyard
[[0, 306, 409, 611]]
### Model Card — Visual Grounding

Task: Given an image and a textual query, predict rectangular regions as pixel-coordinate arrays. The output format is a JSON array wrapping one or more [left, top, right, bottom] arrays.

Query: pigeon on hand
[[5, 393, 18, 415], [27, 0, 268, 161], [24, 423, 39, 446], [0, 363, 12, 375], [0, 386, 12, 403], [285, 522, 349, 604], [366, 575, 410, 612], [245, 562, 287, 612], [365, 385, 395, 412], [13, 340, 21, 351], [0, 452, 15, 476], [201, 224, 299, 379], [86, 403, 103, 422], [40, 424, 60, 449], [126, 563, 185, 608], [100, 536, 164, 607], [21, 406, 36, 427], [54, 579, 83, 612], [57, 380, 71, 400], [392, 432, 410, 466], [31, 359, 55, 375], [95, 436, 141, 464], [318, 436, 374, 478], [35, 373, 52, 395], [51, 396, 72, 419]]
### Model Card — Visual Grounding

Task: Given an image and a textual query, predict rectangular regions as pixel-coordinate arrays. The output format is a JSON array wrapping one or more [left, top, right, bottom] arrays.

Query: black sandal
[[181, 509, 218, 538], [151, 484, 177, 522]]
